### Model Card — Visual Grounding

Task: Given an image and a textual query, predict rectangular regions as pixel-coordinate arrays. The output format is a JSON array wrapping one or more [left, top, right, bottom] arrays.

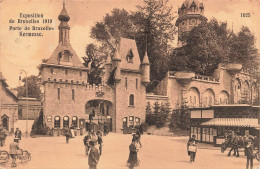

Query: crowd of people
[[83, 129, 103, 169]]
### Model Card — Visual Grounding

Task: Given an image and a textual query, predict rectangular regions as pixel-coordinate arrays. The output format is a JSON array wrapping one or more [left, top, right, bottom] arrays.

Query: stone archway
[[85, 99, 114, 132]]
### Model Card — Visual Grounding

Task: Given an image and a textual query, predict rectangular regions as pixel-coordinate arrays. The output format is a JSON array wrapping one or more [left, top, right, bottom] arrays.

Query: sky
[[0, 0, 260, 88]]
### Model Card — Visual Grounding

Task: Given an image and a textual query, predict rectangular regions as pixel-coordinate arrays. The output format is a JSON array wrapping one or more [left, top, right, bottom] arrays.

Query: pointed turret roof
[[113, 49, 121, 61], [58, 3, 70, 22], [142, 51, 149, 65]]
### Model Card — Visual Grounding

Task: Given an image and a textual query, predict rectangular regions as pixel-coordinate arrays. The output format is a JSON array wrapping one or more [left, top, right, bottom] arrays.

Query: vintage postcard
[[0, 0, 259, 169]]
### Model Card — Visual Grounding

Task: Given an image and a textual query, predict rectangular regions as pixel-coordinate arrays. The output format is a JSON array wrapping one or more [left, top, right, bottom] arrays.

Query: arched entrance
[[85, 99, 113, 132], [1, 115, 9, 130]]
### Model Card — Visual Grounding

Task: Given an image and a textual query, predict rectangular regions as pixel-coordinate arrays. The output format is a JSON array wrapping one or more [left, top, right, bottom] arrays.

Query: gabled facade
[[40, 4, 150, 133]]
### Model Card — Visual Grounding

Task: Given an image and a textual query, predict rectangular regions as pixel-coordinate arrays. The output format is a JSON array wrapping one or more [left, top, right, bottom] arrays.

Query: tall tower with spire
[[58, 3, 70, 45], [40, 3, 89, 129], [176, 0, 207, 47]]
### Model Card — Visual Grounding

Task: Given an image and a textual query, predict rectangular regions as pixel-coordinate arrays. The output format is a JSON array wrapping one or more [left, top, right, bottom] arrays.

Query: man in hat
[[14, 128, 22, 141], [245, 138, 254, 169], [83, 132, 92, 156], [187, 134, 197, 163], [88, 140, 100, 169], [9, 138, 20, 167]]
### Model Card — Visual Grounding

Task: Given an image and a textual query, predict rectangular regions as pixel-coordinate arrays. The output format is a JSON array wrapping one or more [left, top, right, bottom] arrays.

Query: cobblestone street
[[0, 133, 258, 169]]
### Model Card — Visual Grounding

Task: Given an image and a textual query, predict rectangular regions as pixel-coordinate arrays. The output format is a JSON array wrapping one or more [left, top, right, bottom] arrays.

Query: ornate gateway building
[[39, 4, 150, 133]]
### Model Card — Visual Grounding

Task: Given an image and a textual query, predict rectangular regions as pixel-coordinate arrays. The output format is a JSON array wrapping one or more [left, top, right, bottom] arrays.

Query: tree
[[170, 19, 259, 76], [170, 19, 230, 75], [17, 75, 41, 99], [229, 26, 259, 72], [82, 44, 105, 85]]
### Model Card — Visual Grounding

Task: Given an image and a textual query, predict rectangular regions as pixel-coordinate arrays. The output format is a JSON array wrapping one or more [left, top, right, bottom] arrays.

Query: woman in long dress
[[127, 138, 139, 169]]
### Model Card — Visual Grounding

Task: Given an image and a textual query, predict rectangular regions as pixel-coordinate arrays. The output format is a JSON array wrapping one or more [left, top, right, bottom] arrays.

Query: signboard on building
[[190, 110, 201, 118], [202, 110, 214, 118]]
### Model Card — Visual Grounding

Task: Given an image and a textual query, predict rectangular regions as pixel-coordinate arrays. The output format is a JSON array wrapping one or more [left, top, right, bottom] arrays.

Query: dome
[[58, 3, 70, 22]]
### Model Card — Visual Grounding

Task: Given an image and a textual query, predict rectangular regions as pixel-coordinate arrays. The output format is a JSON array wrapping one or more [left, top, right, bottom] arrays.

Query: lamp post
[[20, 70, 28, 138]]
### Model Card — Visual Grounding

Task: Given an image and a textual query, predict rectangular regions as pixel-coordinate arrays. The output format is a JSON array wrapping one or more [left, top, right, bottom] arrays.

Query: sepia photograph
[[0, 0, 260, 168]]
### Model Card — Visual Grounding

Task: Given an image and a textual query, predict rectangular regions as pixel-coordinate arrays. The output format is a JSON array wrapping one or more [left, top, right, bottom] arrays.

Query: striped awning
[[201, 118, 259, 128]]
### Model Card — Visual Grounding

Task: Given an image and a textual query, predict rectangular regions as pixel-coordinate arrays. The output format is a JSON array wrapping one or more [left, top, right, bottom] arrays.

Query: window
[[136, 79, 138, 90], [209, 97, 212, 105], [125, 77, 127, 89], [129, 116, 134, 127], [63, 50, 71, 62], [135, 117, 140, 126], [72, 89, 75, 101], [54, 116, 60, 128], [80, 71, 82, 77], [58, 88, 60, 100], [65, 69, 68, 75], [123, 117, 128, 128], [129, 94, 134, 106], [60, 79, 62, 82], [126, 49, 134, 63], [63, 116, 69, 128], [48, 78, 50, 82], [50, 68, 53, 74], [71, 80, 73, 84], [72, 116, 78, 128]]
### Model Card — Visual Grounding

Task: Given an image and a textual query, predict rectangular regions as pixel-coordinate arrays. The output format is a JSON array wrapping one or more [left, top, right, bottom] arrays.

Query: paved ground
[[0, 133, 259, 169]]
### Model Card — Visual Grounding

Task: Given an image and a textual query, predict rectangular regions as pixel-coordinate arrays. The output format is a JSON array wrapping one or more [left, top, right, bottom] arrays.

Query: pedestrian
[[0, 127, 7, 147], [70, 124, 75, 138], [88, 140, 100, 169], [65, 129, 70, 143], [90, 130, 97, 141], [187, 135, 197, 163], [9, 138, 20, 168], [14, 128, 22, 141], [244, 138, 254, 169], [83, 132, 92, 156], [97, 133, 103, 156], [2, 127, 8, 146], [127, 138, 139, 169], [132, 128, 142, 148]]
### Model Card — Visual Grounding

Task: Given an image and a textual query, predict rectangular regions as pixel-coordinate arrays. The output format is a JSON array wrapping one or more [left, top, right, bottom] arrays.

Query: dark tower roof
[[58, 3, 70, 22]]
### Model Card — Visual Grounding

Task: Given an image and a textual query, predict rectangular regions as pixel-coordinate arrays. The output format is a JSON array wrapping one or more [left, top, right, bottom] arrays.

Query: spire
[[58, 2, 70, 22], [142, 51, 149, 65], [113, 48, 121, 61], [58, 2, 70, 44]]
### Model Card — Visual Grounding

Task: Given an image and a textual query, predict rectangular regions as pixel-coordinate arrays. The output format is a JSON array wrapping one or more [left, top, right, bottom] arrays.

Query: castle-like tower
[[40, 3, 150, 133], [176, 0, 207, 47]]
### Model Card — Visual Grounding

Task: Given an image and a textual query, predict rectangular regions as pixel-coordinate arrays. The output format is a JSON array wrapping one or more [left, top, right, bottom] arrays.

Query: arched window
[[135, 117, 140, 126], [126, 49, 134, 63], [123, 117, 128, 128], [129, 94, 134, 106], [54, 116, 60, 128], [129, 116, 134, 127], [72, 116, 78, 128], [63, 116, 69, 128]]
